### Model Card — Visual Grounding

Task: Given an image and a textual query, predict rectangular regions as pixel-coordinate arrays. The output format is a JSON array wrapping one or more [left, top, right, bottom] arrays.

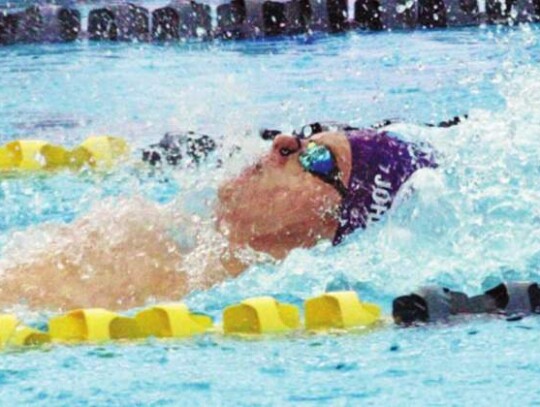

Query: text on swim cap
[[367, 164, 392, 224]]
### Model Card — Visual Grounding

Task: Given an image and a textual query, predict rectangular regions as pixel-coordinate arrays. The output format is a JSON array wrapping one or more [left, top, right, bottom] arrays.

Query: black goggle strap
[[260, 122, 360, 141], [318, 167, 348, 199], [293, 122, 359, 139]]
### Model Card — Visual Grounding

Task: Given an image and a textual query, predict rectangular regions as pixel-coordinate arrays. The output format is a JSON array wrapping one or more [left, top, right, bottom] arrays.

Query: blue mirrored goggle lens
[[299, 143, 336, 176]]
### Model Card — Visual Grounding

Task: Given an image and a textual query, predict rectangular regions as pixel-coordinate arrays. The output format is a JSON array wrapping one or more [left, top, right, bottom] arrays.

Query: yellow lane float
[[0, 314, 50, 348], [69, 136, 129, 170], [135, 303, 213, 338], [223, 297, 300, 335], [305, 291, 381, 330], [0, 314, 19, 348], [0, 293, 384, 350], [0, 140, 69, 171], [49, 308, 142, 343], [10, 326, 51, 347], [0, 136, 130, 173]]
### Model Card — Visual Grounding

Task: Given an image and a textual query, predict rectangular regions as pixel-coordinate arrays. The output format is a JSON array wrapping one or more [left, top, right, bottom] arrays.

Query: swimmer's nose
[[272, 134, 302, 157]]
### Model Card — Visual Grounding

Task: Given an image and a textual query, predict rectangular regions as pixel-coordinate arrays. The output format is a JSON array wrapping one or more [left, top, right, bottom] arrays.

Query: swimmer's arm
[[0, 198, 190, 311]]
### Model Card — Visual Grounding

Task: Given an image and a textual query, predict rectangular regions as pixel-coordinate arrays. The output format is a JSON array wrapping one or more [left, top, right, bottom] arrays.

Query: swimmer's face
[[217, 132, 352, 258]]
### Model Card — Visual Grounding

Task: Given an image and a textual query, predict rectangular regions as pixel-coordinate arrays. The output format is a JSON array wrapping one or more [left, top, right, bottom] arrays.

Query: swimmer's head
[[216, 131, 352, 258], [218, 128, 437, 254]]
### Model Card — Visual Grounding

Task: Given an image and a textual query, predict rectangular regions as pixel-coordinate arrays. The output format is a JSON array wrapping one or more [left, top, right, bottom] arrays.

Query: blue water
[[2, 25, 540, 405]]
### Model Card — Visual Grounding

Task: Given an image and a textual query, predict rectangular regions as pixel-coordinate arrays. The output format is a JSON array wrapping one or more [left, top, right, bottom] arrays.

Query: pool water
[[2, 24, 540, 405]]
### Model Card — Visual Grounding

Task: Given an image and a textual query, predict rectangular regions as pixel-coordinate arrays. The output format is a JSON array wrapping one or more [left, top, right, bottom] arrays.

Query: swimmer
[[0, 122, 444, 311]]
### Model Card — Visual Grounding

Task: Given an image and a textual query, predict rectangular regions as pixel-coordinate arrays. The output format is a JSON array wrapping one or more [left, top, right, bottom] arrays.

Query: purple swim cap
[[332, 129, 437, 245]]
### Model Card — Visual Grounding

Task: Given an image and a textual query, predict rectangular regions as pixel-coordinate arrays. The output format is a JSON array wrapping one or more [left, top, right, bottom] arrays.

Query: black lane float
[[0, 0, 539, 45], [0, 4, 80, 45]]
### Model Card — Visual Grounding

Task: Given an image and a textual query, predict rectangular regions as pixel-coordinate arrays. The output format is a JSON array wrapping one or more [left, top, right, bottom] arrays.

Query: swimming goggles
[[259, 123, 349, 197], [298, 141, 348, 198]]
